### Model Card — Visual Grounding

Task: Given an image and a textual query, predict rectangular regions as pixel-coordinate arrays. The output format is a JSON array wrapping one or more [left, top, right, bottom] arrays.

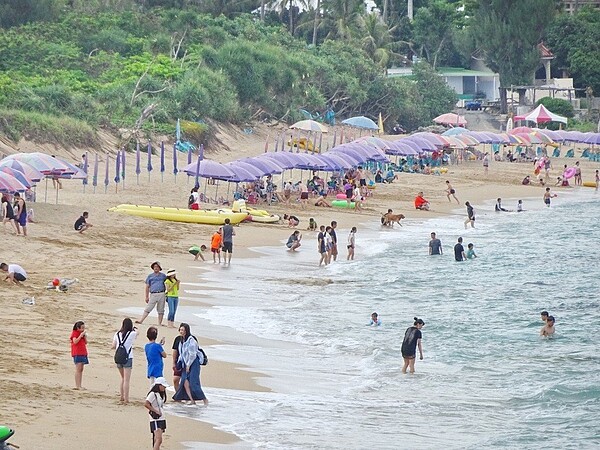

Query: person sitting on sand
[[540, 315, 555, 337], [0, 262, 27, 284], [414, 192, 430, 211], [314, 193, 331, 207], [283, 214, 300, 227], [286, 230, 302, 251], [385, 170, 397, 183], [522, 176, 531, 185], [74, 211, 93, 233], [307, 218, 317, 231]]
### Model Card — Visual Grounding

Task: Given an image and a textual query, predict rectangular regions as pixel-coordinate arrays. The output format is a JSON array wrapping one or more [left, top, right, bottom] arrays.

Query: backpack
[[198, 347, 208, 366], [114, 331, 132, 365], [188, 194, 195, 207]]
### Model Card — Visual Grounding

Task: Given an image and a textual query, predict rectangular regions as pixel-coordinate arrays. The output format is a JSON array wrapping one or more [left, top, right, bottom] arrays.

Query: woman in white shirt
[[111, 318, 138, 404], [145, 377, 169, 449]]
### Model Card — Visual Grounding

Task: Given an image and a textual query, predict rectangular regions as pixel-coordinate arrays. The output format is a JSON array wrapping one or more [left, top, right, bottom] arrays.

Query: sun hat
[[166, 269, 176, 277], [150, 261, 162, 270], [153, 377, 170, 388]]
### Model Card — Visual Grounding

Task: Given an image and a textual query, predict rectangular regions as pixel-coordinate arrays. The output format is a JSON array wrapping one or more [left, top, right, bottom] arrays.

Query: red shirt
[[415, 195, 428, 209], [70, 329, 88, 357]]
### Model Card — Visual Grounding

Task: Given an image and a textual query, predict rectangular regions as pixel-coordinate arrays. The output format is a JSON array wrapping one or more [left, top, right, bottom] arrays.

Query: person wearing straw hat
[[145, 376, 169, 449], [137, 262, 167, 326], [164, 269, 180, 328]]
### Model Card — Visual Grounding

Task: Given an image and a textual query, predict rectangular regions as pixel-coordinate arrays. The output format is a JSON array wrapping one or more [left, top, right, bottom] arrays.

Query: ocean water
[[171, 189, 600, 450]]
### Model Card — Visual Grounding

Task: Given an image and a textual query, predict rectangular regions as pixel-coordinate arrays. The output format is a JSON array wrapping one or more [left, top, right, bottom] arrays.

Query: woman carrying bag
[[172, 323, 208, 406]]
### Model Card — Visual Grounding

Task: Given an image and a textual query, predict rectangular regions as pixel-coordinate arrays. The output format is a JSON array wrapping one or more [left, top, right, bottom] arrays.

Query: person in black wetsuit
[[401, 317, 425, 374]]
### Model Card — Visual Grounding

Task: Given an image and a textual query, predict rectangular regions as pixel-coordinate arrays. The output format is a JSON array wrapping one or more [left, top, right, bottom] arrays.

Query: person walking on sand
[[482, 153, 489, 176], [112, 318, 138, 404], [70, 321, 88, 390], [445, 181, 459, 204], [222, 218, 235, 265], [74, 211, 93, 233], [464, 202, 475, 229], [211, 228, 223, 264], [543, 187, 557, 207], [145, 326, 166, 386], [1, 194, 18, 234], [401, 317, 424, 374], [13, 192, 27, 236], [137, 262, 167, 326], [145, 377, 169, 450], [347, 227, 357, 260], [429, 232, 442, 255], [164, 269, 180, 328], [454, 237, 466, 262], [574, 161, 582, 186]]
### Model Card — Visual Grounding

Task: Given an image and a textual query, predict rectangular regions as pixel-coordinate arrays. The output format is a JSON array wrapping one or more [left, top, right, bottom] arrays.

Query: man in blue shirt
[[136, 261, 167, 326]]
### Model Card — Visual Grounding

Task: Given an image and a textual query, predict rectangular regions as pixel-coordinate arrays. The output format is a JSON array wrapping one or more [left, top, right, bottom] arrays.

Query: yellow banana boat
[[109, 204, 248, 225]]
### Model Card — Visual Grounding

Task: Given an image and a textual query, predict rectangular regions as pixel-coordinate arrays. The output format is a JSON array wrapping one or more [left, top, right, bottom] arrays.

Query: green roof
[[437, 67, 497, 77]]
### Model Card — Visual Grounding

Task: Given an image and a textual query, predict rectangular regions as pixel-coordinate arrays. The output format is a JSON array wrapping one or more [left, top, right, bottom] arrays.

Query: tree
[[359, 13, 402, 69], [412, 0, 458, 69], [472, 0, 559, 113], [0, 0, 64, 28], [412, 61, 458, 119], [321, 0, 364, 41]]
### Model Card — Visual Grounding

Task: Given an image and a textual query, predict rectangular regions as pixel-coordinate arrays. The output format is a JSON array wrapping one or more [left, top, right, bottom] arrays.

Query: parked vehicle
[[465, 100, 482, 111]]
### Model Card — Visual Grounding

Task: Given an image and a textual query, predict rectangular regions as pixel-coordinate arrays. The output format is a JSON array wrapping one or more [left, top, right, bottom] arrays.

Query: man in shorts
[[222, 218, 235, 265], [74, 211, 93, 233], [0, 262, 27, 284], [136, 262, 167, 326]]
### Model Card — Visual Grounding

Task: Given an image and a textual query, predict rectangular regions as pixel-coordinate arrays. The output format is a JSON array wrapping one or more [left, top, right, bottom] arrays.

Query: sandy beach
[[0, 125, 597, 448]]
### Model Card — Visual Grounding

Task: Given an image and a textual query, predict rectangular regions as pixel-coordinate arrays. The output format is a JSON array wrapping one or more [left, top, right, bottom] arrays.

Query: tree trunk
[[289, 0, 294, 35], [312, 0, 320, 46], [517, 89, 526, 105], [500, 87, 507, 114], [260, 0, 265, 21], [383, 0, 388, 24]]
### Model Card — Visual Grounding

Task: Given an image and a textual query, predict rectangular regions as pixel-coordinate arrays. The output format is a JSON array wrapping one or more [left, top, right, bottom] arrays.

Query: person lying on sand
[[314, 194, 331, 207]]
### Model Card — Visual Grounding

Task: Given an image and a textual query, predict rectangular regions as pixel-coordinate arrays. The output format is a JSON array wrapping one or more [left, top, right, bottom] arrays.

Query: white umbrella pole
[[55, 183, 59, 205], [44, 178, 48, 203]]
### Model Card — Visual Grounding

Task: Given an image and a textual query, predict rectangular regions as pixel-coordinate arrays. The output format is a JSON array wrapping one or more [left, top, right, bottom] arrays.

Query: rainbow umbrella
[[0, 172, 28, 193], [0, 159, 43, 182], [0, 167, 32, 188]]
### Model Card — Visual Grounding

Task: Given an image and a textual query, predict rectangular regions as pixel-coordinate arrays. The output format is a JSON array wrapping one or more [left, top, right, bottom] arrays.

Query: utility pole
[[408, 0, 414, 21]]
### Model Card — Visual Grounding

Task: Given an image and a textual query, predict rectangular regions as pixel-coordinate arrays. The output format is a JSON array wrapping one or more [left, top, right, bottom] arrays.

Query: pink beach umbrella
[[0, 159, 43, 183], [0, 171, 28, 193]]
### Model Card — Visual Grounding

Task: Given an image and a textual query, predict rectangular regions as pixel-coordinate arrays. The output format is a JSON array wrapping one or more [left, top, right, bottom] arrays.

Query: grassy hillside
[[0, 10, 457, 146]]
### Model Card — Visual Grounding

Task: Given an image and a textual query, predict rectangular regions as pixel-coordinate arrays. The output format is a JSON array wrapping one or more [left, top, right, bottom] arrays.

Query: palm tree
[[321, 0, 365, 41], [359, 13, 404, 69]]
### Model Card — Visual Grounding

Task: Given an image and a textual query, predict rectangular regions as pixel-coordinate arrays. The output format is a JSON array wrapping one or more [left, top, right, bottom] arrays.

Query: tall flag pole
[[92, 153, 99, 194]]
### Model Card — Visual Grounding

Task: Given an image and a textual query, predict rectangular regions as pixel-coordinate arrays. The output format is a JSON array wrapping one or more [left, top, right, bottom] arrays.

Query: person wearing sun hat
[[164, 269, 180, 328], [145, 376, 170, 449], [136, 262, 167, 326]]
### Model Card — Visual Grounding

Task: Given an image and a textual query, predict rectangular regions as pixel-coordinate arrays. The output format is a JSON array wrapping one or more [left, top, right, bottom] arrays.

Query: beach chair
[[552, 148, 560, 157], [246, 192, 259, 205], [536, 147, 543, 157], [581, 148, 590, 158], [565, 149, 574, 158]]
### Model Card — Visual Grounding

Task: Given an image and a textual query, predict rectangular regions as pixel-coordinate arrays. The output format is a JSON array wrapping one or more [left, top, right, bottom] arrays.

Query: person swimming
[[368, 312, 381, 326], [540, 315, 555, 337]]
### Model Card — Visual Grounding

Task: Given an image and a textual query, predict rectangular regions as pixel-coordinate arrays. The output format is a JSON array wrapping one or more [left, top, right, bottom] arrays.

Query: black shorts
[[450, 189, 455, 194], [14, 273, 26, 282], [150, 420, 166, 433], [222, 241, 233, 253], [359, 179, 366, 186], [300, 192, 309, 200]]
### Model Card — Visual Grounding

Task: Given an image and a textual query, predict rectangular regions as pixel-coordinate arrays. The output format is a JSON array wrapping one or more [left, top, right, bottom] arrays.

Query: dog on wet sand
[[381, 213, 405, 228]]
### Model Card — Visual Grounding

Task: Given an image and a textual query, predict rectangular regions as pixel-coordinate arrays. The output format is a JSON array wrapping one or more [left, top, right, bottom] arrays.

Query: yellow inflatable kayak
[[230, 200, 280, 224], [583, 181, 597, 188], [109, 204, 248, 225]]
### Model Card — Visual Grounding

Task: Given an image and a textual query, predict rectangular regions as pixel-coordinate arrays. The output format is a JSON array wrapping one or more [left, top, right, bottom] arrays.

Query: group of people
[[429, 233, 477, 261], [209, 218, 236, 264], [313, 220, 357, 264], [1, 192, 29, 236]]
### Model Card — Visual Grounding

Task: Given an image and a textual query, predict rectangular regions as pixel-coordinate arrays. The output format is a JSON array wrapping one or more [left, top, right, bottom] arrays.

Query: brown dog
[[382, 213, 405, 227]]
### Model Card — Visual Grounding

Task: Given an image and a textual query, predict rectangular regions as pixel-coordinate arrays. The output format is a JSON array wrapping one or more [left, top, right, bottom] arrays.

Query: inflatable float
[[563, 167, 577, 179], [332, 200, 356, 208], [109, 204, 248, 225], [232, 200, 280, 223], [336, 193, 349, 200], [583, 181, 597, 188]]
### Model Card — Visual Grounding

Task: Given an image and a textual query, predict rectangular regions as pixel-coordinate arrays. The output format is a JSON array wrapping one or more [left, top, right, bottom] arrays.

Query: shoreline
[[0, 142, 597, 448]]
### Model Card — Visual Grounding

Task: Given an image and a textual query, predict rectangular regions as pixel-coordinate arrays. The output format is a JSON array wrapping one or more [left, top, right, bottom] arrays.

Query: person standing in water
[[540, 315, 555, 337], [595, 169, 599, 192], [401, 317, 424, 374], [454, 237, 466, 262], [347, 227, 357, 260], [464, 202, 475, 229], [429, 232, 442, 255], [543, 187, 557, 207]]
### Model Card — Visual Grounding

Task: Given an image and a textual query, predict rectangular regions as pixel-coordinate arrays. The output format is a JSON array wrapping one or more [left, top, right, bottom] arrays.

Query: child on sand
[[211, 228, 223, 263], [145, 377, 169, 450], [188, 244, 207, 261], [70, 321, 88, 389], [145, 327, 167, 385], [307, 218, 317, 231], [445, 181, 459, 204]]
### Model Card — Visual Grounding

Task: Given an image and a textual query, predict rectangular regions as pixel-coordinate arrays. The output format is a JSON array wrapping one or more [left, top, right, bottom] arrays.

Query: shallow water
[[173, 189, 600, 449]]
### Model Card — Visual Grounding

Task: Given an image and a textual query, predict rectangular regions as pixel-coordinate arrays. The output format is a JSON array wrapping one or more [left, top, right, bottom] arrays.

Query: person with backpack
[[145, 377, 169, 450], [172, 323, 208, 406], [112, 318, 138, 404]]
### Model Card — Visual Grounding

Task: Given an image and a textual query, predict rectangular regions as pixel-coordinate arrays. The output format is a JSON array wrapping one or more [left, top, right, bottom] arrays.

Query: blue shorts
[[73, 355, 89, 364], [117, 358, 133, 369]]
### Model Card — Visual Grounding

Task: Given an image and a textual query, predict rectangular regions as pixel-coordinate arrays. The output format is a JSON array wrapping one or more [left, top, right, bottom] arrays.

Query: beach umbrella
[[290, 120, 328, 133], [135, 142, 141, 185], [104, 153, 110, 193], [160, 142, 165, 182], [227, 161, 268, 178], [121, 149, 126, 189], [319, 153, 355, 169], [93, 153, 99, 193], [508, 126, 533, 135], [342, 116, 379, 130], [402, 136, 437, 151], [410, 132, 448, 146], [199, 144, 204, 161], [147, 141, 153, 181], [433, 113, 467, 126], [222, 164, 260, 182], [173, 143, 179, 182], [0, 167, 32, 188], [239, 157, 285, 175], [385, 141, 419, 156], [82, 152, 88, 189], [182, 159, 235, 180], [0, 159, 43, 183], [262, 152, 298, 169], [4, 152, 73, 175], [442, 127, 470, 136], [0, 172, 28, 193], [114, 150, 121, 192]]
